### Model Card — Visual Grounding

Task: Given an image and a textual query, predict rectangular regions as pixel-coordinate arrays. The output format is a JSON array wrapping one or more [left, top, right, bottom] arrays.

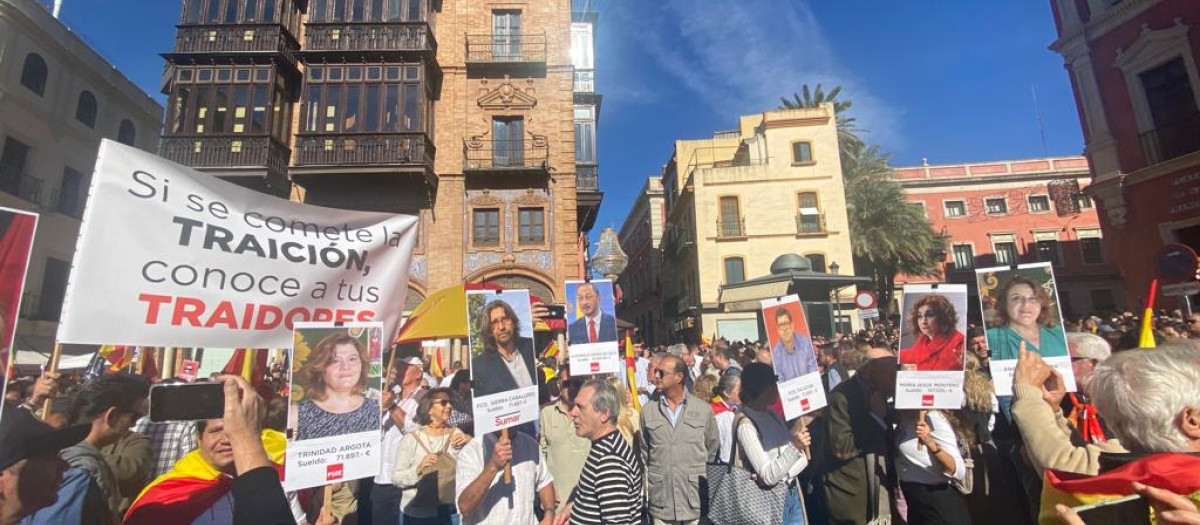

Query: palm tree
[[779, 83, 864, 155]]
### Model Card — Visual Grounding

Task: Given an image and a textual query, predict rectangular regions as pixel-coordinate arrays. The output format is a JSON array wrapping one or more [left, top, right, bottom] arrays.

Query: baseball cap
[[401, 356, 424, 367], [0, 404, 89, 471]]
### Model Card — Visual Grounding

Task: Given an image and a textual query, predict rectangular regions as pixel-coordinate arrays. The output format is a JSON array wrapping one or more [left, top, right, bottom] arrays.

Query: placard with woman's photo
[[896, 284, 968, 409]]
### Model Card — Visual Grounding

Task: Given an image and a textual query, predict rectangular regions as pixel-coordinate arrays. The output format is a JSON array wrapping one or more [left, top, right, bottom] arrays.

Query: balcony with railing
[[716, 217, 746, 239], [160, 135, 290, 174], [463, 137, 549, 172], [169, 25, 299, 67], [574, 70, 595, 93], [304, 22, 436, 54], [795, 212, 827, 235], [1140, 113, 1200, 166], [576, 163, 601, 231], [465, 33, 547, 64], [577, 164, 599, 192], [294, 132, 433, 169], [0, 164, 45, 205]]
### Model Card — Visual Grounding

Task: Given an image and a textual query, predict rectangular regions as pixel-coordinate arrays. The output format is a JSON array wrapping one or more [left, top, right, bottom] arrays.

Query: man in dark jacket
[[0, 404, 89, 525], [470, 299, 537, 398]]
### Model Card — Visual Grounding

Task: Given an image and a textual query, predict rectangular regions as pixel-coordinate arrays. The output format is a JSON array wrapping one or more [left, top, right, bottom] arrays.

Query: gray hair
[[667, 343, 688, 357], [716, 373, 740, 398], [1090, 344, 1200, 453], [1067, 332, 1111, 361], [583, 378, 621, 426]]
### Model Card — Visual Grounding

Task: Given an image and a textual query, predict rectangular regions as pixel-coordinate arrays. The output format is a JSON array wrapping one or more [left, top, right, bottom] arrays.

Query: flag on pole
[[623, 331, 641, 412], [541, 340, 559, 359], [102, 345, 134, 372], [431, 347, 444, 380], [223, 349, 268, 386], [1138, 280, 1158, 349]]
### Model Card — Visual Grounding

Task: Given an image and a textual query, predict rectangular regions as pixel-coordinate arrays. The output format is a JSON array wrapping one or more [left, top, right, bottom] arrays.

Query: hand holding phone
[[149, 382, 225, 422]]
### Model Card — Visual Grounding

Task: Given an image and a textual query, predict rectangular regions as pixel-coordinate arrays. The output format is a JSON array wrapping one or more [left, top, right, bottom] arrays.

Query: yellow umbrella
[[395, 284, 470, 344]]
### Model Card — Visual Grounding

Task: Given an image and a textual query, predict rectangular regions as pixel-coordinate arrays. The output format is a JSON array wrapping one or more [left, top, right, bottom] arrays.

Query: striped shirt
[[570, 430, 644, 525]]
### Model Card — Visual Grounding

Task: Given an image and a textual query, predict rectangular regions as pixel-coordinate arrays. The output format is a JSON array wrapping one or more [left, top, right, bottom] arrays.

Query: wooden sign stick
[[41, 342, 62, 420], [917, 410, 927, 451]]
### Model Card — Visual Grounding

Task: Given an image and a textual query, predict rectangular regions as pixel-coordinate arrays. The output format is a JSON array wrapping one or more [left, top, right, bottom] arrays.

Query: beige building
[[1, 0, 162, 353], [616, 176, 666, 344], [660, 106, 857, 343]]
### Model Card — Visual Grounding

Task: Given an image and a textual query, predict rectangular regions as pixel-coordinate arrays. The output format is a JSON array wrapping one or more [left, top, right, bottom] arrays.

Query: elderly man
[[457, 430, 556, 525], [708, 346, 741, 378], [559, 379, 644, 525], [539, 378, 591, 512], [0, 405, 88, 525], [1188, 312, 1200, 338], [1040, 343, 1200, 522], [640, 356, 717, 525]]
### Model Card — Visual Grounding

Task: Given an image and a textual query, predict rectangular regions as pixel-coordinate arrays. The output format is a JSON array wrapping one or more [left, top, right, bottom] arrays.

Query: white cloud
[[611, 0, 902, 148]]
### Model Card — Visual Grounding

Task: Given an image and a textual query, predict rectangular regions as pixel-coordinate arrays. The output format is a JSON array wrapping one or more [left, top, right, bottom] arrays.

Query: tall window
[[718, 196, 742, 236], [117, 120, 137, 146], [492, 11, 522, 60], [182, 0, 281, 24], [797, 192, 821, 233], [1028, 195, 1051, 213], [39, 258, 70, 321], [1078, 229, 1105, 264], [473, 208, 500, 246], [574, 106, 595, 164], [308, 0, 421, 21], [952, 244, 975, 269], [0, 138, 31, 199], [303, 65, 423, 134], [75, 91, 98, 128], [20, 54, 48, 96], [492, 117, 524, 167], [1034, 232, 1061, 266], [1140, 57, 1200, 162], [806, 253, 827, 273], [57, 167, 85, 218], [992, 234, 1018, 265], [172, 66, 275, 137], [518, 208, 544, 244], [792, 141, 813, 164], [944, 200, 966, 218], [985, 197, 1008, 215], [724, 257, 745, 284], [1074, 194, 1094, 210]]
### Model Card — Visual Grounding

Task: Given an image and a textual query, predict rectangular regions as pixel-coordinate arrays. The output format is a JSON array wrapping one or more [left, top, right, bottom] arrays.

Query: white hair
[[582, 378, 621, 425], [667, 343, 688, 357], [1067, 332, 1111, 361], [1089, 344, 1200, 453]]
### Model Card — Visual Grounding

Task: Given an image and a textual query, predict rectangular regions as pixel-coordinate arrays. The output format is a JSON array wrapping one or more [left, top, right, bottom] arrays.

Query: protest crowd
[[2, 306, 1199, 525]]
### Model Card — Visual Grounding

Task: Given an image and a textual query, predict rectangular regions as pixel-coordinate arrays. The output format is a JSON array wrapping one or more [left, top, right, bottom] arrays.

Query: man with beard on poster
[[471, 300, 537, 398]]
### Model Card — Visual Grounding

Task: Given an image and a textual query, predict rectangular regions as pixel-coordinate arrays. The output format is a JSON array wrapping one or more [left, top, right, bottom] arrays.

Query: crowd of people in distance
[[2, 307, 1199, 525]]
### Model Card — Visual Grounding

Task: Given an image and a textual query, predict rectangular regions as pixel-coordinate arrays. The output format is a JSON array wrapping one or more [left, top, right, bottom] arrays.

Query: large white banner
[[57, 140, 417, 349]]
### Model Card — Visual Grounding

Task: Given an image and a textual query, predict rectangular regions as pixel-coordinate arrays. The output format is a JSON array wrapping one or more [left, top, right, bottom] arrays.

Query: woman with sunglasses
[[393, 387, 471, 524]]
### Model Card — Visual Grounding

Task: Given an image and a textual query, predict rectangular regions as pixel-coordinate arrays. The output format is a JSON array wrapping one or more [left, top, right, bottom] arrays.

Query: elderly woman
[[712, 373, 741, 463], [900, 294, 966, 371], [986, 276, 1067, 360], [392, 387, 470, 524], [296, 333, 380, 440]]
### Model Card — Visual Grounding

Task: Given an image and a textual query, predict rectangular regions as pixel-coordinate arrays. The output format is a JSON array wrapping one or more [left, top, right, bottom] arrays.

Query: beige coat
[[639, 393, 718, 522], [1011, 383, 1125, 476]]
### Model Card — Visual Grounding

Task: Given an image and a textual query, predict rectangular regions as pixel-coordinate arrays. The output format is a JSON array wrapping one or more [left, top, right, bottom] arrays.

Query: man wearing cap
[[0, 404, 88, 525]]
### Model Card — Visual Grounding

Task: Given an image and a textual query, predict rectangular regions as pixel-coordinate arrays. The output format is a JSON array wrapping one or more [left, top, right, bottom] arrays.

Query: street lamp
[[830, 261, 840, 275], [590, 227, 628, 280]]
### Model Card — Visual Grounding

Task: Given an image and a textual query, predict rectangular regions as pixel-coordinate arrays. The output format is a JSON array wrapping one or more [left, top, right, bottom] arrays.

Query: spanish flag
[[102, 345, 134, 372], [1138, 280, 1158, 349], [222, 349, 267, 384], [623, 332, 640, 412], [431, 347, 444, 380], [542, 340, 559, 360], [124, 430, 286, 525], [1038, 453, 1200, 524]]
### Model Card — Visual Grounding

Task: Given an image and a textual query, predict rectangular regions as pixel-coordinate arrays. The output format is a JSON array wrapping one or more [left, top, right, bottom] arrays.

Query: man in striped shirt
[[557, 378, 644, 525]]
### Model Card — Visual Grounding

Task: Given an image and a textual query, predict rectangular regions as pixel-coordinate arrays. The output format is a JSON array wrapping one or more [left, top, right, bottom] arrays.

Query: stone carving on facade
[[514, 189, 548, 207], [468, 190, 505, 208], [477, 75, 538, 111]]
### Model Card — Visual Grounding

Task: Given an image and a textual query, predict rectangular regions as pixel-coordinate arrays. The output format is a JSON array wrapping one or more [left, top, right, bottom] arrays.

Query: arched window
[[806, 253, 827, 273], [20, 53, 48, 96], [75, 91, 98, 128], [117, 119, 136, 146]]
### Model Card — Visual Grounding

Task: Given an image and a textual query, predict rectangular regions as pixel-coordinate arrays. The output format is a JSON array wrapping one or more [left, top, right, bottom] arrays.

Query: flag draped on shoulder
[[1039, 453, 1200, 524]]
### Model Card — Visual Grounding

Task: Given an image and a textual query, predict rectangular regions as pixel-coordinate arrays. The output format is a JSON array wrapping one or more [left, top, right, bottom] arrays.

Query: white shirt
[[502, 351, 535, 389], [735, 406, 809, 487], [896, 410, 966, 485], [715, 410, 735, 464], [456, 433, 553, 525]]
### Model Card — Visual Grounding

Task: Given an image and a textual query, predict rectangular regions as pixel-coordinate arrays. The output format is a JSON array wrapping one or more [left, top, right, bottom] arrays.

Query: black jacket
[[470, 337, 537, 397]]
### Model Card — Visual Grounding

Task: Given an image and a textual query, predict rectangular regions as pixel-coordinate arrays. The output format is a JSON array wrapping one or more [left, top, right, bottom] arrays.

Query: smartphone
[[149, 382, 224, 422], [1073, 494, 1150, 525], [546, 304, 566, 320]]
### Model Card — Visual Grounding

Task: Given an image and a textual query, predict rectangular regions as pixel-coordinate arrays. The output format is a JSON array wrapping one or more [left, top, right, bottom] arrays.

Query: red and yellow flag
[[431, 347, 444, 379], [624, 332, 640, 412], [542, 340, 559, 359], [1138, 279, 1158, 349], [1039, 453, 1200, 524]]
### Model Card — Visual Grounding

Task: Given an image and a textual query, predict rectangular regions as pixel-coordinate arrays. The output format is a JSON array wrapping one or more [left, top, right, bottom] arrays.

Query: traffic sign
[[858, 308, 880, 320], [1162, 282, 1200, 297], [1156, 244, 1199, 280], [854, 290, 878, 310]]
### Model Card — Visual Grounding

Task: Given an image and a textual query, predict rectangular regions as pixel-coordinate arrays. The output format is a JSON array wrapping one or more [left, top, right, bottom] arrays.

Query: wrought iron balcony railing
[[304, 22, 435, 53], [463, 137, 549, 171], [159, 135, 290, 175], [717, 217, 746, 238], [795, 212, 827, 235], [0, 163, 44, 205], [294, 132, 433, 167], [1140, 113, 1200, 165], [574, 70, 595, 93], [465, 33, 546, 64], [173, 24, 298, 55], [577, 164, 599, 191]]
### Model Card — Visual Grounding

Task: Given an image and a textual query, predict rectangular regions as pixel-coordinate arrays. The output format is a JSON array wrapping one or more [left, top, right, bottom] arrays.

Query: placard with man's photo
[[564, 279, 620, 376], [466, 289, 540, 436]]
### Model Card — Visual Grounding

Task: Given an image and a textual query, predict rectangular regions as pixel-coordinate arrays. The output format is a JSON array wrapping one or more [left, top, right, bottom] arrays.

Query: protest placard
[[565, 279, 620, 376], [976, 262, 1077, 396], [761, 295, 826, 420], [58, 140, 417, 349], [895, 284, 968, 409], [467, 289, 539, 435], [0, 207, 38, 421], [284, 322, 384, 491]]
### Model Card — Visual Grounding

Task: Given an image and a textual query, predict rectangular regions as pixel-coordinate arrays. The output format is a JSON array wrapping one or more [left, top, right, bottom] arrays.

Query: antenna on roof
[[52, 0, 62, 18]]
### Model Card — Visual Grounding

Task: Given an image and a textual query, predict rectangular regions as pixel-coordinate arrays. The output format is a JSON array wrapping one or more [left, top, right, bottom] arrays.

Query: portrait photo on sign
[[565, 279, 617, 345], [289, 323, 384, 441], [0, 207, 38, 413], [976, 262, 1069, 361], [466, 289, 536, 398], [898, 286, 968, 372], [760, 295, 818, 383]]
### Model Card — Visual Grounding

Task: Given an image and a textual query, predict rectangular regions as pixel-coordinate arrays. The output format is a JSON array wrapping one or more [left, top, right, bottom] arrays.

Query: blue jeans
[[783, 482, 807, 525]]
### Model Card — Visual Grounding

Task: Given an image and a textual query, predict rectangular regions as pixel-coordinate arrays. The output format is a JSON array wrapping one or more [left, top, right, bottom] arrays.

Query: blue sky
[[50, 0, 1083, 237]]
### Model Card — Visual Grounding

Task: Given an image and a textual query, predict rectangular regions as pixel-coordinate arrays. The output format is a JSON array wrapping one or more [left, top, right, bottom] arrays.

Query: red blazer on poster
[[899, 331, 965, 372]]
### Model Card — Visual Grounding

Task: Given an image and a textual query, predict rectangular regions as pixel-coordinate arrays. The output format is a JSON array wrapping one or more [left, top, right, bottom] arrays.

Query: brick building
[[616, 176, 666, 345], [896, 156, 1125, 319], [159, 0, 601, 309], [1048, 0, 1200, 309]]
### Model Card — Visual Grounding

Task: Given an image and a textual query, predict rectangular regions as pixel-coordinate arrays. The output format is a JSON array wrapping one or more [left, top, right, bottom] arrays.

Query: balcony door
[[0, 138, 30, 198], [493, 117, 524, 167], [493, 11, 521, 61]]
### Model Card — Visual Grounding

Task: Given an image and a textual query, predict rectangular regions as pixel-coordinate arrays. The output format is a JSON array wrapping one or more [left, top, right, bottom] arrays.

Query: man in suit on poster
[[567, 282, 617, 345], [471, 299, 537, 398]]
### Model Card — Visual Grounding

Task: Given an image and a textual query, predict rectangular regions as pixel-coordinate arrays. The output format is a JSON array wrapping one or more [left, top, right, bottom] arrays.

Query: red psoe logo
[[326, 464, 344, 481]]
